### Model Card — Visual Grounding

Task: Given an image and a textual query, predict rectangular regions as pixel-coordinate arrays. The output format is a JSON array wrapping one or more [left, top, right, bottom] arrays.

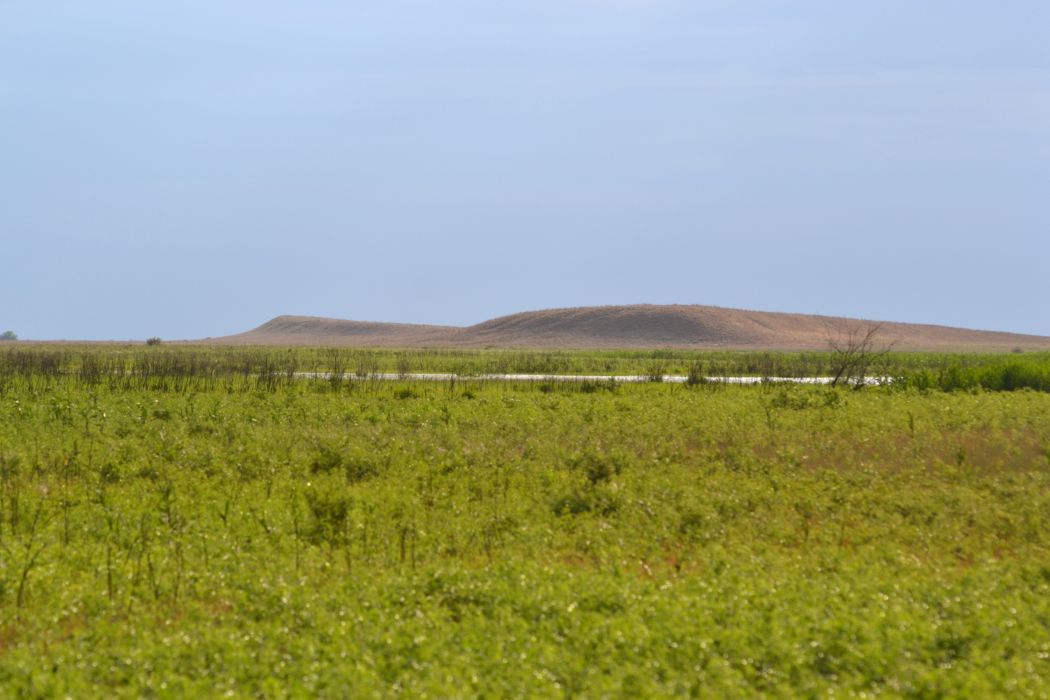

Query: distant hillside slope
[[215, 316, 459, 346], [208, 305, 1050, 351]]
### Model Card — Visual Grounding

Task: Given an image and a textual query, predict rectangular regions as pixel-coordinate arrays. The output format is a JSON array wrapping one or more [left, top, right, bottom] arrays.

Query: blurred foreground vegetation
[[1, 346, 1049, 696]]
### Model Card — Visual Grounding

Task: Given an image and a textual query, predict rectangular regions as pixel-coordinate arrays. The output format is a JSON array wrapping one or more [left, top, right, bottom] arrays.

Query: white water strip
[[296, 372, 888, 386]]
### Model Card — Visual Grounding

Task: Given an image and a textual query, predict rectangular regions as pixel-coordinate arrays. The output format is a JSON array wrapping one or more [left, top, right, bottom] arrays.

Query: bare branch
[[824, 320, 895, 387]]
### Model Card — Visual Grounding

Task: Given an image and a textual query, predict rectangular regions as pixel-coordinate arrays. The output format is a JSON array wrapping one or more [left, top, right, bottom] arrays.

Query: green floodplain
[[1, 346, 1050, 697]]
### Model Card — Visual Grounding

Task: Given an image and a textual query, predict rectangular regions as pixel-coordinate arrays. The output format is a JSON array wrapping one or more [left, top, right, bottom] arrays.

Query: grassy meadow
[[1, 346, 1050, 696]]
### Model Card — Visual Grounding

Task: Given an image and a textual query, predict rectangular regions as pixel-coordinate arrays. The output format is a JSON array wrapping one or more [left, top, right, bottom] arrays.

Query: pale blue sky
[[2, 1, 1048, 339]]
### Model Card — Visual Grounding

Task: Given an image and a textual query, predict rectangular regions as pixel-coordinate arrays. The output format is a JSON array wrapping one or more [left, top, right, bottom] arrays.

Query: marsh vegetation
[[0, 346, 1048, 695]]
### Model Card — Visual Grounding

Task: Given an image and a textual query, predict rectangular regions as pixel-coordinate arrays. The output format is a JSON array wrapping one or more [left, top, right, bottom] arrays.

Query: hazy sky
[[2, 1, 1048, 339]]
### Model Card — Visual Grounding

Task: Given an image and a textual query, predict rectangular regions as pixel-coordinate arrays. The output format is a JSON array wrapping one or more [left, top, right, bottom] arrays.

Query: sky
[[2, 1, 1048, 340]]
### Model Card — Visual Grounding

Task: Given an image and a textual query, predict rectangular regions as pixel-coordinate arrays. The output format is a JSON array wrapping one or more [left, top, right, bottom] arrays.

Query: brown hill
[[229, 316, 459, 345], [209, 305, 1050, 351]]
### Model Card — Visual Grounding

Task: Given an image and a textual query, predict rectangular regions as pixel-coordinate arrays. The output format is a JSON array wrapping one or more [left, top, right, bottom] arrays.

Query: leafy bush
[[899, 359, 1050, 393], [310, 443, 381, 483], [304, 488, 352, 545]]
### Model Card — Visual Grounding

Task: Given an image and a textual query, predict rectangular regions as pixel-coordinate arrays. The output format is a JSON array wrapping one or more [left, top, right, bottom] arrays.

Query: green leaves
[[1, 368, 1050, 694]]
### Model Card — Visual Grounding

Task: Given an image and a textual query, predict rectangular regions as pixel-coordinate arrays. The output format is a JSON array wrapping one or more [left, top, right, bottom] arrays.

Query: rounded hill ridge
[[209, 305, 1050, 351]]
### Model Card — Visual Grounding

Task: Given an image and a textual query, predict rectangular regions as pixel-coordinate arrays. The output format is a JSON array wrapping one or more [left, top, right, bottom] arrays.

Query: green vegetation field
[[2, 347, 1050, 697]]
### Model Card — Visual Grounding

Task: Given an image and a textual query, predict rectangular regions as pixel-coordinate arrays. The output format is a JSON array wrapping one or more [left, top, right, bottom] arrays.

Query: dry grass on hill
[[207, 305, 1050, 351]]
